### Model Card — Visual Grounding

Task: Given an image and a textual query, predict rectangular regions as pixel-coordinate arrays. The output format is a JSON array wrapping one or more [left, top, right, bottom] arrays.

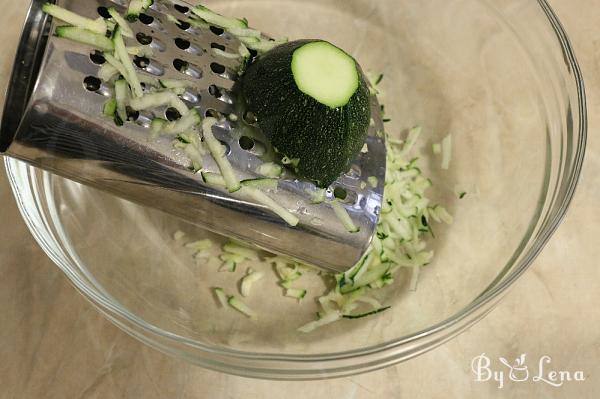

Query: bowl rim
[[4, 0, 587, 380]]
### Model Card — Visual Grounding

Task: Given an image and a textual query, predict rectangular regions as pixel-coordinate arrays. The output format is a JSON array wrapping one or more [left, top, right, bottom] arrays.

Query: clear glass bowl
[[4, 0, 586, 379]]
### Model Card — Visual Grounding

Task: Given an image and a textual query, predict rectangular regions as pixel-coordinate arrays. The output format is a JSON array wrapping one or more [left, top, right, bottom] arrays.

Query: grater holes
[[83, 76, 102, 92], [139, 13, 155, 25], [209, 62, 237, 81], [97, 6, 111, 19], [219, 140, 231, 156], [175, 38, 190, 50], [181, 90, 201, 104], [176, 19, 191, 31], [165, 107, 182, 121], [90, 51, 106, 65], [210, 26, 225, 36], [204, 109, 221, 118], [126, 106, 140, 122], [174, 37, 203, 55], [333, 187, 348, 201], [134, 56, 164, 76], [136, 32, 153, 45], [239, 136, 255, 151], [210, 62, 226, 75], [174, 4, 190, 14], [173, 58, 202, 79], [134, 56, 150, 68], [211, 43, 226, 51], [208, 84, 222, 98]]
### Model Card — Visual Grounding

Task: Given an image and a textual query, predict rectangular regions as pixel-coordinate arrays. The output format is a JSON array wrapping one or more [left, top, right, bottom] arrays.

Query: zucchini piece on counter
[[240, 39, 371, 187]]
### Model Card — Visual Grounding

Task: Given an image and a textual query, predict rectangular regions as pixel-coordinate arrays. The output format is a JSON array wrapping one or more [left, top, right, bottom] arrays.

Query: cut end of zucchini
[[291, 41, 359, 108]]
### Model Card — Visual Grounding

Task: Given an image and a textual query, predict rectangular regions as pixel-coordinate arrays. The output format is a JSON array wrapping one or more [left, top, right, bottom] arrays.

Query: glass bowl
[[4, 0, 586, 379]]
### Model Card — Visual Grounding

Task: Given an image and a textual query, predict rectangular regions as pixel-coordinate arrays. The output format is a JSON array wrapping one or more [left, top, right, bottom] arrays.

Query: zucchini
[[98, 64, 119, 82], [113, 27, 144, 98], [241, 178, 278, 190], [114, 79, 129, 125], [256, 162, 283, 178], [285, 288, 307, 301], [240, 40, 371, 187], [103, 98, 117, 118], [127, 0, 154, 19], [129, 92, 188, 115], [190, 5, 248, 30], [331, 201, 359, 233], [240, 270, 264, 297], [202, 118, 241, 192], [54, 26, 114, 51], [165, 109, 201, 135], [149, 118, 166, 140], [214, 287, 228, 307], [201, 171, 226, 187], [108, 7, 134, 38], [242, 187, 299, 227], [228, 296, 257, 319], [43, 3, 107, 34]]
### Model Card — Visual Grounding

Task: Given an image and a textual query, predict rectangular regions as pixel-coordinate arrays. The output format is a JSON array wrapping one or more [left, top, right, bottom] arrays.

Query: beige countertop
[[1, 1, 599, 398]]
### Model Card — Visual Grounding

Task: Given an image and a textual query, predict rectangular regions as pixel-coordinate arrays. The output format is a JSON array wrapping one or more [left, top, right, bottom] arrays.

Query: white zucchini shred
[[108, 7, 134, 38], [202, 118, 241, 192], [185, 239, 213, 253], [243, 186, 299, 227], [441, 134, 452, 170], [191, 5, 248, 30], [285, 288, 307, 301], [432, 143, 442, 155], [113, 27, 144, 98], [98, 64, 119, 82], [331, 201, 359, 233], [212, 48, 241, 59], [214, 287, 229, 307], [240, 269, 264, 297], [43, 3, 107, 34], [223, 241, 260, 261], [306, 188, 327, 204], [228, 296, 258, 320], [297, 311, 341, 333], [256, 162, 283, 178]]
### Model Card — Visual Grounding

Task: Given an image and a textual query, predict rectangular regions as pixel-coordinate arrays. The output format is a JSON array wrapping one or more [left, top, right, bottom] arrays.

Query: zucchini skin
[[239, 40, 371, 187]]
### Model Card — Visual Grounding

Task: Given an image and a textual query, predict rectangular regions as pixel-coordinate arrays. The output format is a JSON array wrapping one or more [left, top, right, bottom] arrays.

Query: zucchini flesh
[[127, 0, 154, 18], [98, 64, 119, 82], [114, 79, 128, 125], [214, 288, 228, 307], [241, 178, 278, 190], [242, 187, 299, 227], [331, 201, 359, 233], [228, 296, 257, 319], [55, 26, 114, 51], [108, 7, 134, 38], [292, 41, 359, 108], [103, 98, 117, 118], [191, 5, 248, 30], [43, 3, 107, 34], [202, 118, 241, 193], [113, 27, 143, 98]]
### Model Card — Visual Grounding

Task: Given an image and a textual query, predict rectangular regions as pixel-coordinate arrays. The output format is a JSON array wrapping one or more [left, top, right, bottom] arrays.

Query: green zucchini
[[127, 0, 154, 19], [43, 3, 107, 35], [240, 40, 371, 187], [55, 26, 114, 51]]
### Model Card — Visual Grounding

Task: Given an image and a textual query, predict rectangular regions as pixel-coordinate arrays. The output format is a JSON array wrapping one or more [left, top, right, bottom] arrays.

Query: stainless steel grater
[[0, 0, 387, 272]]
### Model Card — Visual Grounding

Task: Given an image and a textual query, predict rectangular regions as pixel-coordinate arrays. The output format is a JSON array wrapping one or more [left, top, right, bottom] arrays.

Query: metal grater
[[0, 0, 386, 272]]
